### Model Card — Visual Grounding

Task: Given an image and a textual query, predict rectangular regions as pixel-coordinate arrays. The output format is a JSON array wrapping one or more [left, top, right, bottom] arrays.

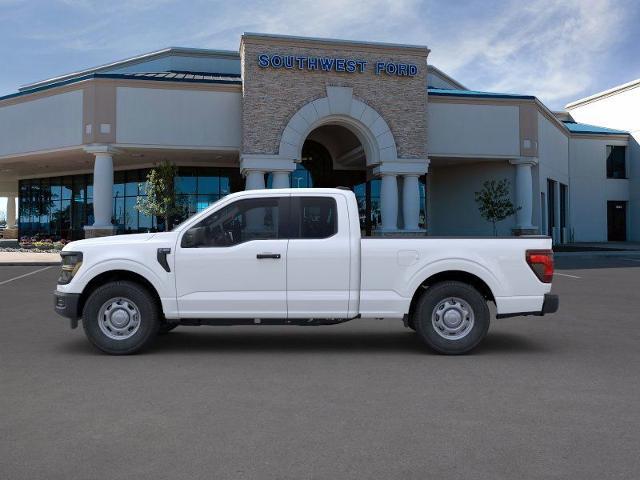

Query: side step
[[176, 316, 360, 327]]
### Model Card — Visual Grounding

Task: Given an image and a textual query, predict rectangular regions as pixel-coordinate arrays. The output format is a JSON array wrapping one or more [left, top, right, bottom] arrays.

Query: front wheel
[[413, 281, 490, 354], [82, 281, 161, 355]]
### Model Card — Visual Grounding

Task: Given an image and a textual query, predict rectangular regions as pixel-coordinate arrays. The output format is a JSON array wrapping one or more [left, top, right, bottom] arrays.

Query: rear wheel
[[82, 281, 160, 355], [413, 281, 490, 354]]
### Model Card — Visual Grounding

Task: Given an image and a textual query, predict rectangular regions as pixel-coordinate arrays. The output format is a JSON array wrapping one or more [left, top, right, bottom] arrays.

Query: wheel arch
[[407, 270, 495, 321], [78, 270, 163, 320]]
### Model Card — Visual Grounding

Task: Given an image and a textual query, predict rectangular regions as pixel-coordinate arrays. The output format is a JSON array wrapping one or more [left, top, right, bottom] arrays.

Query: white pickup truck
[[54, 188, 558, 355]]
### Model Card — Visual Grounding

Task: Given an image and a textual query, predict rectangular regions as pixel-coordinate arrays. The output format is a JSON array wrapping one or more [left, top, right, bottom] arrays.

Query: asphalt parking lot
[[1, 256, 640, 479]]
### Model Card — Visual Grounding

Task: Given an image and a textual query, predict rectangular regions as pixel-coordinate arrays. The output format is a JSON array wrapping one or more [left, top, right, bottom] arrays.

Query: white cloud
[[427, 0, 628, 107], [180, 0, 630, 107], [3, 0, 635, 109]]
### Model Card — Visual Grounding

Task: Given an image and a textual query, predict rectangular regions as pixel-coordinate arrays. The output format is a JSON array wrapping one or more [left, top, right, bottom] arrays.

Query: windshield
[[171, 197, 226, 232]]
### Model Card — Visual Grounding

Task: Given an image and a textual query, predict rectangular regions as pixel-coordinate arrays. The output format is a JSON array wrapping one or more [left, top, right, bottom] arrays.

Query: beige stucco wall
[[567, 85, 640, 241], [116, 86, 242, 148], [240, 35, 428, 160], [0, 90, 83, 157], [569, 136, 630, 241], [427, 101, 520, 157], [429, 160, 517, 236]]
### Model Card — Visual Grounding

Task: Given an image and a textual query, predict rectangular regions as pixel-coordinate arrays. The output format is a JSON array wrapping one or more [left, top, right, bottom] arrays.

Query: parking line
[[554, 272, 581, 279], [0, 266, 52, 286]]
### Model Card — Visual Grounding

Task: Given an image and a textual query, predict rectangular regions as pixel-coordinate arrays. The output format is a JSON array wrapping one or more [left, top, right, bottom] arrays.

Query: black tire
[[413, 281, 490, 355], [158, 323, 178, 334], [82, 280, 161, 355]]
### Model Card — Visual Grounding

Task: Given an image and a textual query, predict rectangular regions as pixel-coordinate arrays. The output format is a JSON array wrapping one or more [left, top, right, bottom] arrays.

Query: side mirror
[[181, 228, 198, 248]]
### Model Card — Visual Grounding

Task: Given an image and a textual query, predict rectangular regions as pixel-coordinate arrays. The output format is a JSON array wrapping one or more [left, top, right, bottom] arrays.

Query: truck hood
[[63, 232, 163, 251]]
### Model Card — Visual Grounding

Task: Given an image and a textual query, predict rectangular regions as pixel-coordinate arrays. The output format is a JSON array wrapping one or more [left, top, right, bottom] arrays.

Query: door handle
[[256, 253, 281, 259]]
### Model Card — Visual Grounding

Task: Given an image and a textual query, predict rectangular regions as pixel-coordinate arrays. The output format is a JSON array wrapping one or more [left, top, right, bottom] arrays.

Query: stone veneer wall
[[240, 36, 429, 160]]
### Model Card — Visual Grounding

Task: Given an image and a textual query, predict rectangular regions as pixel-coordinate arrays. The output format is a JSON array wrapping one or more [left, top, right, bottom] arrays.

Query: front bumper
[[53, 291, 81, 328]]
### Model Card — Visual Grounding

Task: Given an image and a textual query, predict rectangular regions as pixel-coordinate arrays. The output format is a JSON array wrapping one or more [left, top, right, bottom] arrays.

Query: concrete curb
[[0, 252, 62, 266], [0, 262, 61, 266]]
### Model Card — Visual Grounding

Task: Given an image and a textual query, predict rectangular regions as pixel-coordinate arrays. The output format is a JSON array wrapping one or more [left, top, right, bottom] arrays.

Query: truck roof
[[230, 187, 355, 196]]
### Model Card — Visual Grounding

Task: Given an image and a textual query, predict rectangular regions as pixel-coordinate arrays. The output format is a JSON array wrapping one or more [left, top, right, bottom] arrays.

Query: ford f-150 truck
[[54, 188, 558, 355]]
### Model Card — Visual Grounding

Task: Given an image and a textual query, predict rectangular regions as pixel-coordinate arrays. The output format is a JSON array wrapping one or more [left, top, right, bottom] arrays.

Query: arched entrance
[[243, 86, 428, 234], [270, 122, 385, 235], [302, 124, 378, 235]]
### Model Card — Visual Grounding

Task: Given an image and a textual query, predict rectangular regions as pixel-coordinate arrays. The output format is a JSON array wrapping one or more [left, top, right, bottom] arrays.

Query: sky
[[1, 0, 640, 214]]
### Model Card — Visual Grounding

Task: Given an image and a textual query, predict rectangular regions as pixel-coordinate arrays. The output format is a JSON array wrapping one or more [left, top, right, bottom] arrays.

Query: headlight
[[58, 251, 83, 285]]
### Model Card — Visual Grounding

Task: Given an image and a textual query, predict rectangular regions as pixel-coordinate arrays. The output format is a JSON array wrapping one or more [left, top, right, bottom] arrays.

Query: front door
[[175, 195, 288, 318], [607, 201, 627, 241]]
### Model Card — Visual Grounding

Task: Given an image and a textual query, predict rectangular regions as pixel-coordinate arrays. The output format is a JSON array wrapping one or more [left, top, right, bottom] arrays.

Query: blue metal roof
[[0, 71, 242, 102], [562, 121, 628, 135], [19, 47, 241, 92], [122, 71, 241, 82], [427, 87, 535, 100]]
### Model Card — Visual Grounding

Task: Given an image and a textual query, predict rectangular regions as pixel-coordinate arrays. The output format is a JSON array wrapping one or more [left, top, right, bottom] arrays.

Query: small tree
[[136, 161, 184, 231], [474, 179, 520, 236]]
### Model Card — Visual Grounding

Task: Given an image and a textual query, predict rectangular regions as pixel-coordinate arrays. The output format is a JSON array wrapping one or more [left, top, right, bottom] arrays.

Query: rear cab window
[[290, 196, 337, 239]]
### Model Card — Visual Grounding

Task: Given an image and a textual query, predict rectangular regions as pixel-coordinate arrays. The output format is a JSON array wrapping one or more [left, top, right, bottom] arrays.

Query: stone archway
[[241, 85, 429, 233], [278, 86, 398, 166]]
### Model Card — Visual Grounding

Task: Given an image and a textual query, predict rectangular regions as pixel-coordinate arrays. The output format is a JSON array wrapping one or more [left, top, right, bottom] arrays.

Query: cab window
[[292, 197, 337, 239], [182, 197, 283, 247]]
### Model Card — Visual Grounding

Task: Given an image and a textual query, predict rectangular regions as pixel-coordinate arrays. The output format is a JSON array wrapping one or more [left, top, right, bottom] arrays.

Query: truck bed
[[359, 236, 553, 318]]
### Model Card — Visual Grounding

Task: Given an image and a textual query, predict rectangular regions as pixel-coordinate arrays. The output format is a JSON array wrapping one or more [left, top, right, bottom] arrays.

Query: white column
[[245, 170, 265, 190], [380, 174, 398, 231], [271, 171, 290, 189], [92, 152, 114, 228], [510, 158, 537, 231], [83, 146, 118, 237], [402, 175, 420, 231], [6, 195, 16, 229]]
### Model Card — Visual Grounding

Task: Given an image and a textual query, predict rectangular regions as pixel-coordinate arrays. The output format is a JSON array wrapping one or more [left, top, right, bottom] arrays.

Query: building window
[[18, 166, 242, 240], [18, 176, 87, 241], [606, 146, 626, 179], [353, 179, 382, 234], [172, 167, 236, 230], [291, 163, 313, 188]]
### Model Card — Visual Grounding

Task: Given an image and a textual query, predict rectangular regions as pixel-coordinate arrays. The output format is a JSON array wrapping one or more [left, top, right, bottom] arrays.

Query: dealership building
[[0, 33, 637, 242]]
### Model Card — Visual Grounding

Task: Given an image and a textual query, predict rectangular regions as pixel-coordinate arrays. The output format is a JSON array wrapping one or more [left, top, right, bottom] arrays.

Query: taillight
[[526, 250, 554, 283]]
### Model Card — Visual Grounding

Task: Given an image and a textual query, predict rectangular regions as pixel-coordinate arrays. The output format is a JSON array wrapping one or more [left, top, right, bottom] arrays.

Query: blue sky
[[0, 0, 639, 109], [1, 0, 639, 215]]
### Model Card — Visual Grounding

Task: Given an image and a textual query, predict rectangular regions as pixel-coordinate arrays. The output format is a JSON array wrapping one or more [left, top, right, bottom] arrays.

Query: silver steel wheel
[[431, 297, 475, 340], [97, 297, 141, 340]]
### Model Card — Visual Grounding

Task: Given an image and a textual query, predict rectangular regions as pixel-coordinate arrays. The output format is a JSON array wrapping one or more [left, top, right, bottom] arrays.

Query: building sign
[[257, 53, 418, 77]]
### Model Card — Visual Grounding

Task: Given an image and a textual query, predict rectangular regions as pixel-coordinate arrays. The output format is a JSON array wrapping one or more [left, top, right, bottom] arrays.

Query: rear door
[[607, 201, 627, 241], [286, 194, 351, 318], [175, 195, 289, 318]]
